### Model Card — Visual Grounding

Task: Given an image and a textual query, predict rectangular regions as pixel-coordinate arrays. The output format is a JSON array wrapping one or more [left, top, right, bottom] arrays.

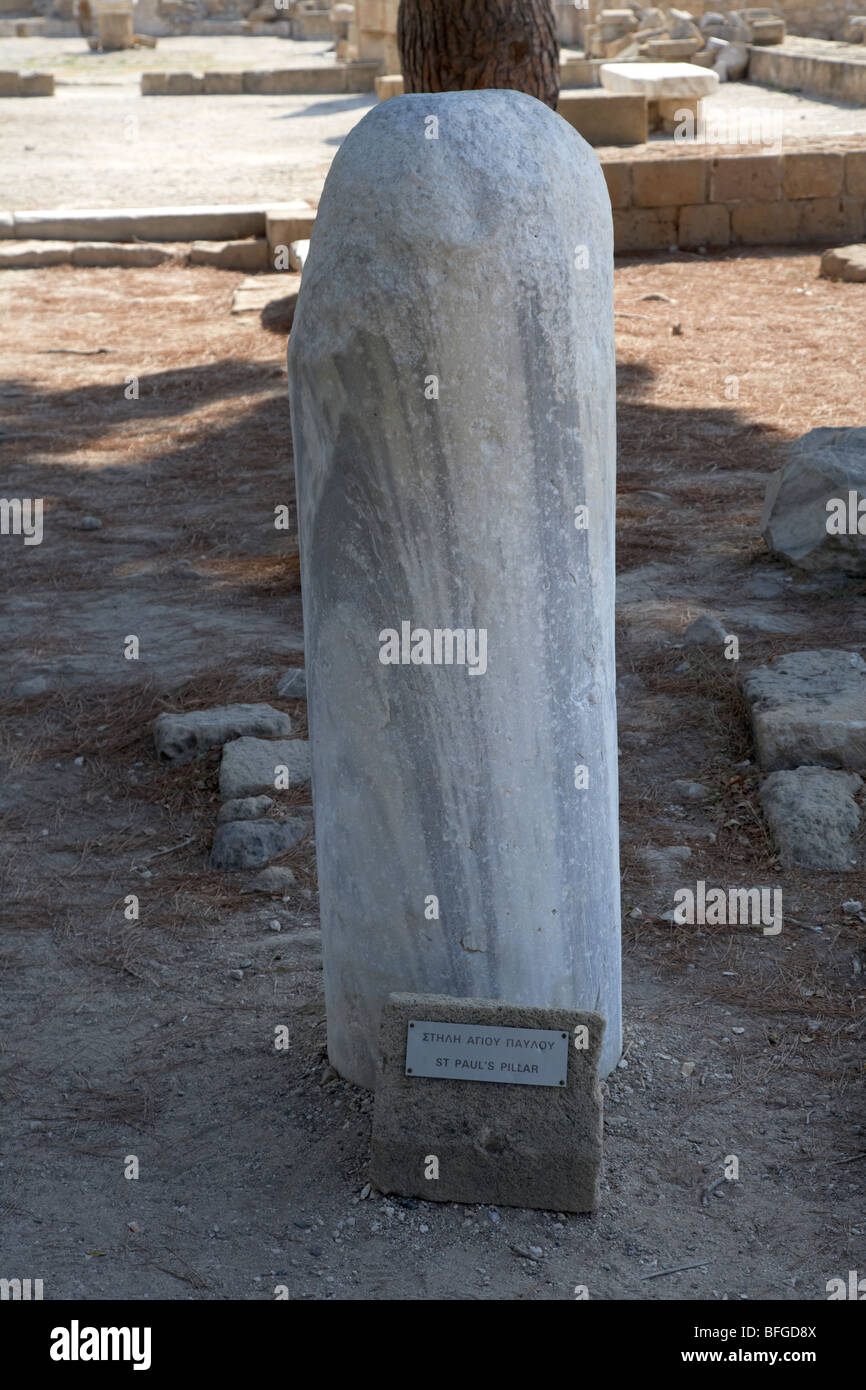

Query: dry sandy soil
[[0, 248, 864, 1301]]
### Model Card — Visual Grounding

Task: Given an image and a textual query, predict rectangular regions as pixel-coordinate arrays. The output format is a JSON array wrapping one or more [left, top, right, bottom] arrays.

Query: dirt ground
[[0, 249, 864, 1301]]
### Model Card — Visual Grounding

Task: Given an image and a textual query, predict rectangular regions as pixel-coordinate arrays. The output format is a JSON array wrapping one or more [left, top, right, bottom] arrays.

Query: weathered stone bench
[[600, 60, 719, 133]]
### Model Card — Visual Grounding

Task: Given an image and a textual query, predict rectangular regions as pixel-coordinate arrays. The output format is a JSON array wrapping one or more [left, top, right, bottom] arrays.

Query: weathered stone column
[[288, 89, 620, 1089]]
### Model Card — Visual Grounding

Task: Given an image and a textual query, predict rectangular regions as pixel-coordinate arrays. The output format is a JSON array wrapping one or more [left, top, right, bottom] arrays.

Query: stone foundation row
[[604, 147, 866, 250], [0, 202, 315, 249], [0, 71, 54, 97], [749, 40, 866, 101], [2, 149, 865, 261], [141, 61, 379, 95]]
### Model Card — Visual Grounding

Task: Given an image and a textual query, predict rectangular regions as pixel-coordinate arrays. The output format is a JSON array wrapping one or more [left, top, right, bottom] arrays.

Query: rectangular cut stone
[[651, 95, 701, 133], [0, 71, 20, 96], [371, 994, 604, 1211], [742, 650, 866, 773], [13, 205, 265, 242], [375, 73, 404, 100], [613, 204, 678, 251], [632, 156, 707, 208], [600, 60, 719, 98], [557, 90, 647, 146], [679, 202, 730, 248], [19, 71, 53, 96], [846, 151, 866, 199], [97, 8, 133, 50], [219, 736, 311, 798], [782, 152, 844, 200], [560, 56, 601, 87], [155, 704, 291, 765], [69, 242, 174, 267], [731, 199, 800, 245], [169, 73, 205, 96], [266, 203, 317, 255], [189, 237, 269, 271], [796, 197, 864, 244], [601, 159, 632, 209], [710, 154, 781, 203], [0, 239, 72, 267], [203, 72, 244, 94]]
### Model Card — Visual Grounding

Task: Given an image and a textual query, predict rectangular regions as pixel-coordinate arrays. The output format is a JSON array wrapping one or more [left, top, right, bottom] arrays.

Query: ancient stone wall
[[771, 1, 865, 40]]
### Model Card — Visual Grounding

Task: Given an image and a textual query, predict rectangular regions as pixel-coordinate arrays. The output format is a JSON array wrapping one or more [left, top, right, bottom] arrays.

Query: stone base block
[[649, 95, 700, 132], [292, 11, 332, 40], [743, 649, 866, 772], [375, 73, 403, 101], [203, 71, 244, 94], [821, 243, 866, 283], [557, 90, 647, 146], [266, 203, 316, 262], [189, 237, 269, 271], [20, 71, 54, 96], [370, 994, 605, 1213], [750, 18, 785, 45], [644, 37, 703, 59], [760, 767, 862, 871], [97, 8, 134, 50], [0, 240, 175, 268]]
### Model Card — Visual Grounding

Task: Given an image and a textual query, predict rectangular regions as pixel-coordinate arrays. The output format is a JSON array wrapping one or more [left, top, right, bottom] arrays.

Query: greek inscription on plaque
[[404, 1019, 569, 1087]]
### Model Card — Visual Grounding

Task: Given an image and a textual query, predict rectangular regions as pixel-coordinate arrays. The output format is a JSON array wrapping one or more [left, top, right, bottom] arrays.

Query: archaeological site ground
[[1, 0, 864, 1346]]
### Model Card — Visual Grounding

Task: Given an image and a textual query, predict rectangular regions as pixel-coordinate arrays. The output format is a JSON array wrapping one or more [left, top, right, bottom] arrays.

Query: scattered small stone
[[761, 427, 866, 574], [670, 779, 710, 801], [242, 866, 297, 895], [639, 292, 677, 303], [820, 244, 866, 285], [12, 675, 49, 698], [360, 1183, 371, 1200], [630, 490, 670, 504], [760, 767, 862, 871], [228, 968, 244, 980], [268, 918, 282, 932], [210, 818, 308, 871], [277, 667, 307, 700], [154, 705, 292, 766], [842, 901, 863, 916], [217, 795, 274, 824], [639, 844, 692, 883], [616, 672, 647, 699], [684, 614, 728, 647], [76, 515, 102, 530]]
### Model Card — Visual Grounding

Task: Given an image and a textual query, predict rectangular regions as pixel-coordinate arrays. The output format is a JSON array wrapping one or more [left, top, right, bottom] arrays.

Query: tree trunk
[[397, 0, 560, 111]]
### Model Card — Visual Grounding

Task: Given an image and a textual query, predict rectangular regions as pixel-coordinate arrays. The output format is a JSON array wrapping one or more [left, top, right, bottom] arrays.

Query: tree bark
[[397, 0, 560, 111]]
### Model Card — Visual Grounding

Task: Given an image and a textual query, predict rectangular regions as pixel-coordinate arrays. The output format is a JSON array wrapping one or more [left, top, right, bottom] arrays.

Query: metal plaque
[[405, 1019, 569, 1087]]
